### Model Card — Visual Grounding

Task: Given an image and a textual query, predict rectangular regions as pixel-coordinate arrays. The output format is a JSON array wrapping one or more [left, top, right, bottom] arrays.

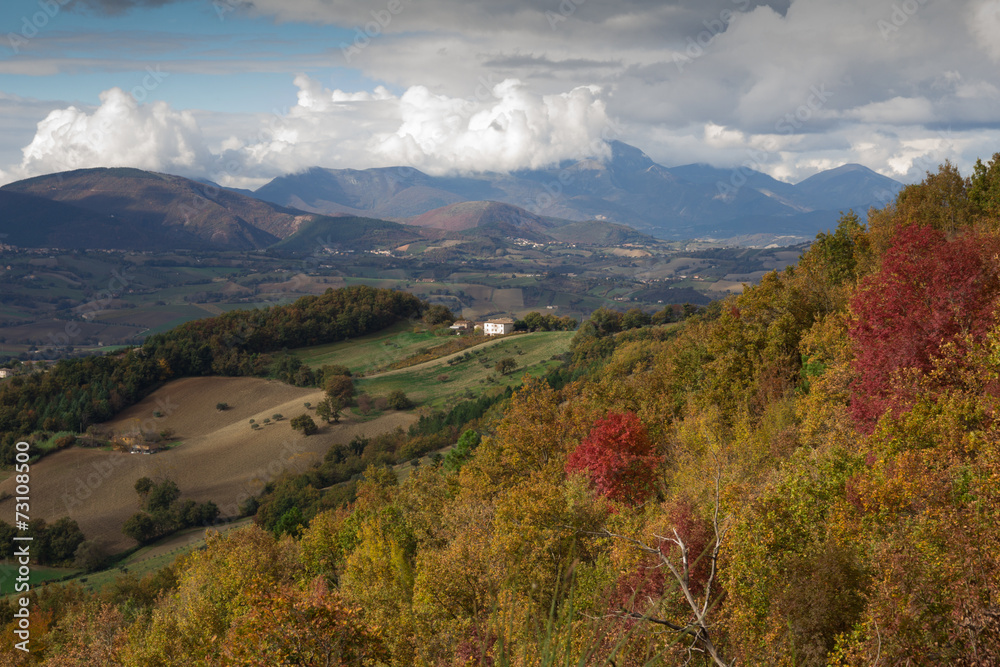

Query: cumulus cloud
[[5, 0, 1000, 187], [372, 79, 612, 172], [6, 75, 614, 186], [12, 87, 212, 181]]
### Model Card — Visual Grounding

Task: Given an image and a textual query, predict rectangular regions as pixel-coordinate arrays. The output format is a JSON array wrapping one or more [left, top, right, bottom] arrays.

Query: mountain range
[[0, 141, 905, 251], [252, 141, 904, 240]]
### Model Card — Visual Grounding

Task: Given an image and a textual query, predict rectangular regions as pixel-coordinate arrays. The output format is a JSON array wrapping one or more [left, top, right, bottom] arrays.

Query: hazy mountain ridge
[[0, 142, 905, 250], [250, 141, 904, 240]]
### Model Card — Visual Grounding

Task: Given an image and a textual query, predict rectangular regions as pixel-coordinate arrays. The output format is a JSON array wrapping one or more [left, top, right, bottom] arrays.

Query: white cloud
[[12, 88, 212, 181], [5, 75, 613, 186], [967, 0, 1000, 61]]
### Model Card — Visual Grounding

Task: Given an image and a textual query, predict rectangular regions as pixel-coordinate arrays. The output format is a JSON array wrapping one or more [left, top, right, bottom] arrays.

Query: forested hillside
[[0, 285, 423, 462], [4, 155, 1000, 665]]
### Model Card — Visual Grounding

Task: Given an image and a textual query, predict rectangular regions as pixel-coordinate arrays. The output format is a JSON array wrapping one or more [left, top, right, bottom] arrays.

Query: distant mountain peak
[[608, 140, 656, 171]]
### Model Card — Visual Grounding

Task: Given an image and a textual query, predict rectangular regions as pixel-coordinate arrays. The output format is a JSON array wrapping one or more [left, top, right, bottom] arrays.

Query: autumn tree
[[494, 356, 517, 375], [325, 374, 355, 405], [565, 411, 660, 505], [848, 224, 1000, 430]]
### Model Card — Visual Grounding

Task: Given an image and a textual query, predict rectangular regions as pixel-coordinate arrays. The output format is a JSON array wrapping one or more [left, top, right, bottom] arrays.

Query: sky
[[0, 0, 998, 189]]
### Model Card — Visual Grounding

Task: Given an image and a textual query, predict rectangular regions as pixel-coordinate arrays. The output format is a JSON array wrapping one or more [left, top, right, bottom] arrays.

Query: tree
[[387, 390, 413, 410], [621, 307, 651, 330], [146, 480, 181, 513], [216, 402, 229, 411], [316, 397, 342, 424], [291, 414, 319, 435], [123, 512, 159, 544], [494, 357, 517, 375], [969, 151, 1000, 218], [565, 411, 661, 505], [848, 224, 1000, 430], [46, 517, 86, 564], [595, 473, 731, 667], [423, 304, 455, 325], [134, 476, 154, 499], [325, 374, 355, 404], [74, 540, 110, 572], [443, 429, 480, 471]]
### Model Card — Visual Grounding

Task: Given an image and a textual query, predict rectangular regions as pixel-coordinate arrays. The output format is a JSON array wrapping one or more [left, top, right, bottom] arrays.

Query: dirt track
[[0, 377, 416, 553]]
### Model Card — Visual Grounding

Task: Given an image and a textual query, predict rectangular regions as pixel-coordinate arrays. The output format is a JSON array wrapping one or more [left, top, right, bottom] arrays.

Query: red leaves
[[566, 411, 660, 505], [848, 224, 1000, 431]]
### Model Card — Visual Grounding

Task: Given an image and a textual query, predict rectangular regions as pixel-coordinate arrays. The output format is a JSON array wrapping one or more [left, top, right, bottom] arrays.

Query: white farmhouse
[[483, 318, 515, 336]]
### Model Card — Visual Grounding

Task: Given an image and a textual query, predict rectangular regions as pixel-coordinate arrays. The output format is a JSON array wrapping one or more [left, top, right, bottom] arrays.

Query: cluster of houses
[[449, 317, 516, 336]]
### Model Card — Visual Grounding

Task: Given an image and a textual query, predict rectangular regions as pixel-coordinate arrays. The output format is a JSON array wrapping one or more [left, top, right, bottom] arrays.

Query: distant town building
[[0, 369, 11, 379], [449, 320, 475, 332], [483, 318, 515, 336]]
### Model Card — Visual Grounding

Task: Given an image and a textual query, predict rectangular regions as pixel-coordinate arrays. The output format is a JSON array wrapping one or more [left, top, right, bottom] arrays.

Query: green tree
[[316, 396, 342, 424], [494, 357, 517, 375], [291, 414, 319, 435], [423, 304, 455, 325], [146, 480, 181, 513], [969, 151, 1000, 218], [443, 429, 480, 471], [122, 512, 159, 545], [386, 390, 413, 410], [134, 476, 154, 499]]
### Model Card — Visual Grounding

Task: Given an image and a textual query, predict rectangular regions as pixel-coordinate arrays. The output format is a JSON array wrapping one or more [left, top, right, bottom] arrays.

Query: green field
[[355, 330, 574, 409], [291, 321, 443, 375], [0, 562, 79, 591], [42, 519, 255, 595]]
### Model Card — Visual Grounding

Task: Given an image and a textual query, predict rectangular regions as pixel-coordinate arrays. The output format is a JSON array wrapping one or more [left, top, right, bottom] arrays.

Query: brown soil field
[[0, 377, 416, 553]]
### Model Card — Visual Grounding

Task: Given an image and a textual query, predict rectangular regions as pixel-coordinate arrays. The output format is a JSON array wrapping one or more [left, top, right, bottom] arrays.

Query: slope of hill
[[408, 201, 545, 233], [0, 377, 414, 552], [0, 190, 157, 250], [0, 168, 307, 250], [545, 219, 657, 245], [271, 214, 427, 252]]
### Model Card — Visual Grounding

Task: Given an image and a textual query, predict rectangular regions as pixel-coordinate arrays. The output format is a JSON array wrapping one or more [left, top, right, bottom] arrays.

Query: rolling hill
[[0, 167, 308, 250]]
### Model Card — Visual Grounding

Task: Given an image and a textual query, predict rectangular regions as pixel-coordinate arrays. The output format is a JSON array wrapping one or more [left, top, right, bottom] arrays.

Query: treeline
[[0, 286, 426, 463], [0, 517, 84, 567]]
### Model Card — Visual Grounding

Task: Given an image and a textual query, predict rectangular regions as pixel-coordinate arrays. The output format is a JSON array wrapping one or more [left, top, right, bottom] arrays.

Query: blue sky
[[1, 0, 999, 188], [0, 1, 375, 111]]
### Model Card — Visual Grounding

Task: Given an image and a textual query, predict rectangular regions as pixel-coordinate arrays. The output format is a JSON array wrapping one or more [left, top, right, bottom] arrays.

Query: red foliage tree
[[848, 224, 1000, 431], [565, 411, 660, 504]]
